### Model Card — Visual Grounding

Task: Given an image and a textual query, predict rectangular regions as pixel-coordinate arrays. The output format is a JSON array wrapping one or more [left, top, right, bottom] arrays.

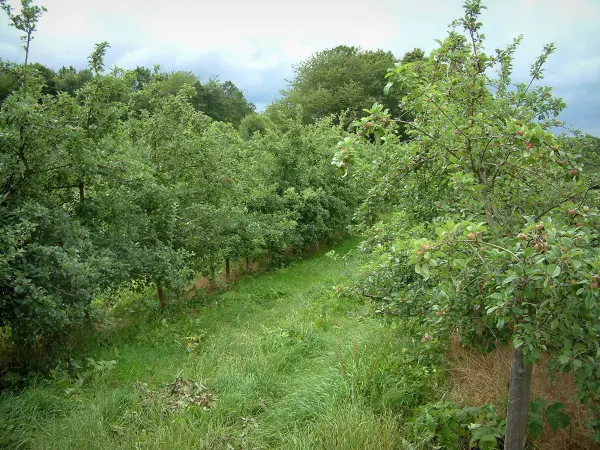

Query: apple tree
[[337, 1, 600, 447]]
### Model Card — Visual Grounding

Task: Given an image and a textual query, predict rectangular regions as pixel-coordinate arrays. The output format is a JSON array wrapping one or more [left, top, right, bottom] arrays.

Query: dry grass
[[448, 336, 597, 449]]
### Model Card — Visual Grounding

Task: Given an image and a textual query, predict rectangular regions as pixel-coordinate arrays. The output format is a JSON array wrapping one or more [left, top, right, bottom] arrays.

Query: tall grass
[[1, 240, 437, 449]]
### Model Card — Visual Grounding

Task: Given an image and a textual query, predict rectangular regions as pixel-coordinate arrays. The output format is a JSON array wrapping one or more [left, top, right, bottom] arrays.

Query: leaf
[[477, 434, 500, 450], [497, 317, 505, 330], [545, 402, 570, 431], [585, 295, 595, 309], [529, 398, 547, 413], [528, 410, 545, 438], [548, 264, 560, 278]]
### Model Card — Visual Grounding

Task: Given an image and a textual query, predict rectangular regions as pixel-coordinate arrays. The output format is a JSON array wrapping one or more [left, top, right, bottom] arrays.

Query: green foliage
[[0, 23, 358, 351], [527, 398, 570, 438], [126, 71, 255, 127], [283, 45, 404, 125], [342, 0, 600, 442], [408, 402, 505, 449], [193, 78, 256, 126], [239, 113, 269, 141]]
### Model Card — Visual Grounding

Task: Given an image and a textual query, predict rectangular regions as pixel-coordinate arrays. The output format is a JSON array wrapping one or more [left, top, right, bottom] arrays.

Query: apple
[[516, 131, 524, 136], [568, 209, 576, 216], [534, 242, 543, 252], [535, 223, 544, 231], [569, 168, 578, 176], [467, 232, 477, 240], [518, 233, 527, 240]]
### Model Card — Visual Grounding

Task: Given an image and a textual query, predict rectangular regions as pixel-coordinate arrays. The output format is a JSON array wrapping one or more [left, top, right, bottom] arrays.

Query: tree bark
[[505, 347, 533, 450], [156, 281, 166, 310]]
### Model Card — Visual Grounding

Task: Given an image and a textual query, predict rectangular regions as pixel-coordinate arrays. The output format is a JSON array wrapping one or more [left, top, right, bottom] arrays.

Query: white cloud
[[1, 0, 598, 134]]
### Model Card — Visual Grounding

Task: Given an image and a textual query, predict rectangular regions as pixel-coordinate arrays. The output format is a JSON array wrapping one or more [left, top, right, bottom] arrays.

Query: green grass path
[[1, 241, 425, 449]]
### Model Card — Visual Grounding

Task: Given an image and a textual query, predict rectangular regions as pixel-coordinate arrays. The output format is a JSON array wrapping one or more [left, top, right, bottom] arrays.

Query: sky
[[1, 0, 599, 135]]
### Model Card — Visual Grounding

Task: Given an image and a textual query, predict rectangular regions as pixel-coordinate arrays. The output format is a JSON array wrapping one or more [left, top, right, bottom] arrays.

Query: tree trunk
[[79, 180, 85, 205], [25, 32, 31, 64], [505, 347, 533, 450], [156, 281, 166, 310], [225, 258, 230, 280], [210, 264, 215, 284]]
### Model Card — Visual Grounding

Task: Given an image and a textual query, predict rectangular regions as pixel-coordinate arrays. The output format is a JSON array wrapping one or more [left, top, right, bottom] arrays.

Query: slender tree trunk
[[210, 264, 215, 284], [79, 180, 85, 205], [156, 281, 166, 310], [25, 32, 31, 65], [505, 347, 533, 450], [225, 258, 230, 280]]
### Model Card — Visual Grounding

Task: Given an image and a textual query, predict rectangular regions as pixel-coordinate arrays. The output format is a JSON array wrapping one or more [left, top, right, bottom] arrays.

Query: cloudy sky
[[1, 0, 599, 135]]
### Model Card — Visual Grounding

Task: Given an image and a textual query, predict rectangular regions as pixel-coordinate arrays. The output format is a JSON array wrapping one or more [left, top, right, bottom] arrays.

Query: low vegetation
[[0, 241, 434, 449]]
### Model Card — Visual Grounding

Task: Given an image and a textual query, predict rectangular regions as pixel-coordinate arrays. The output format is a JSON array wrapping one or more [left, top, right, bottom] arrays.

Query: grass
[[3, 239, 594, 449], [448, 336, 597, 450], [0, 240, 442, 449]]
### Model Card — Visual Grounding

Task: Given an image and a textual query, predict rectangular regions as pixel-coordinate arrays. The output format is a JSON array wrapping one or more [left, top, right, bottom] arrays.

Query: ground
[[1, 240, 445, 449]]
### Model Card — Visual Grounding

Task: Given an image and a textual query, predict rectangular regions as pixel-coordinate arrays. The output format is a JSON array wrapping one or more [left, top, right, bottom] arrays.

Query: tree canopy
[[279, 45, 425, 126]]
